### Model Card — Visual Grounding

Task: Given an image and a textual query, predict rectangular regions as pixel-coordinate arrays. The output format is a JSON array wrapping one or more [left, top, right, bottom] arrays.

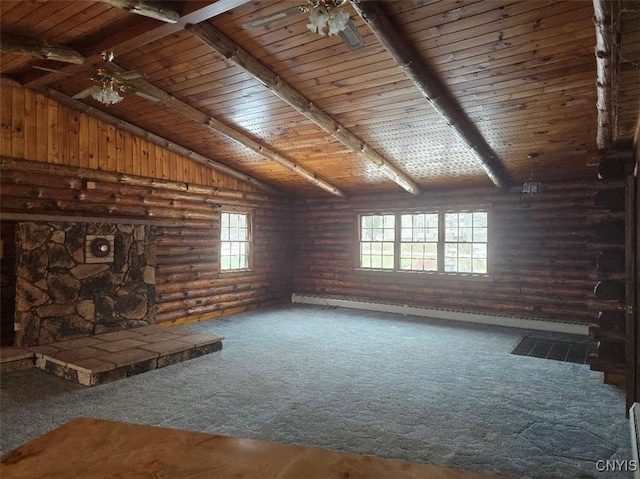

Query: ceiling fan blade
[[72, 87, 96, 99], [127, 88, 162, 103], [115, 71, 143, 81], [242, 6, 308, 29], [339, 19, 365, 51], [133, 91, 162, 103], [32, 65, 77, 76]]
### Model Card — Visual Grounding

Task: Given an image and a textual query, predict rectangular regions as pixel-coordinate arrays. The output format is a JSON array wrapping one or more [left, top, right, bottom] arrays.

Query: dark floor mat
[[511, 336, 597, 364]]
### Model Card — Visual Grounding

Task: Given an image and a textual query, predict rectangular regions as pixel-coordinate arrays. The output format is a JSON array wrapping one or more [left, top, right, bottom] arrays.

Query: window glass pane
[[473, 212, 487, 227], [458, 243, 472, 257], [445, 243, 457, 257], [458, 258, 472, 273], [361, 243, 371, 255], [444, 257, 457, 272], [362, 216, 372, 228], [221, 213, 229, 228], [459, 227, 473, 242], [371, 242, 382, 254], [473, 259, 487, 274], [382, 256, 394, 269], [401, 228, 412, 241], [445, 213, 458, 229], [382, 242, 394, 255], [473, 228, 487, 242], [425, 227, 438, 241], [383, 215, 395, 229], [237, 215, 247, 228], [400, 258, 412, 270], [383, 228, 395, 241], [473, 243, 487, 258], [459, 212, 473, 227], [413, 228, 425, 242], [401, 214, 412, 228]]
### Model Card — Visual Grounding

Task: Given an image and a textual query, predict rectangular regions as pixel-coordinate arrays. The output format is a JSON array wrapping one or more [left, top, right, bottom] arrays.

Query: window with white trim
[[220, 210, 252, 271], [444, 211, 488, 274], [357, 210, 489, 275]]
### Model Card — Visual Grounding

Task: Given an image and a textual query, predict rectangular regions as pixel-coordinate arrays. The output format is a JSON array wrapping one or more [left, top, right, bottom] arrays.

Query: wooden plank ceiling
[[1, 0, 638, 197]]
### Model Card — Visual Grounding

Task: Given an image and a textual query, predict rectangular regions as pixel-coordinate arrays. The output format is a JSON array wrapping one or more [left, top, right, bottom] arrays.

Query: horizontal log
[[595, 250, 625, 272], [589, 357, 625, 375], [594, 280, 626, 301], [0, 183, 219, 221], [597, 157, 636, 179], [1, 156, 286, 203], [594, 188, 625, 211], [597, 310, 626, 333], [596, 340, 626, 364]]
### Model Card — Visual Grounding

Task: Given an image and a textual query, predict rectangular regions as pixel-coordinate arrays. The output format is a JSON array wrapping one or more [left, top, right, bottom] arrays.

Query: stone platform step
[[26, 325, 223, 386], [0, 346, 35, 372]]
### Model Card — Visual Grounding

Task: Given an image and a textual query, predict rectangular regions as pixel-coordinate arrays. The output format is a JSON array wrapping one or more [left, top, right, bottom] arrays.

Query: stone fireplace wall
[[15, 222, 156, 347]]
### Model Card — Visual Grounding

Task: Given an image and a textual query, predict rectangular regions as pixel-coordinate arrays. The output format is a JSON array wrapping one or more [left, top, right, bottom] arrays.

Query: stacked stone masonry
[[15, 222, 156, 347]]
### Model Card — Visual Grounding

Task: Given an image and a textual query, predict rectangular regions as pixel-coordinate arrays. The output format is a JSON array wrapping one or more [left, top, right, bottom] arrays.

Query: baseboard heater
[[291, 293, 588, 336], [631, 403, 640, 479]]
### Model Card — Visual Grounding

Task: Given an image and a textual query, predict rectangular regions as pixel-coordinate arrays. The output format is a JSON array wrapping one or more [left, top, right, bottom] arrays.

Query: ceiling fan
[[242, 0, 365, 51], [33, 51, 161, 106]]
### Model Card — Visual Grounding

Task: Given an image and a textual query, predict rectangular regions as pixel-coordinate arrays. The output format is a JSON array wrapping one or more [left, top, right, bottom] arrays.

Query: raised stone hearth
[[27, 324, 223, 386]]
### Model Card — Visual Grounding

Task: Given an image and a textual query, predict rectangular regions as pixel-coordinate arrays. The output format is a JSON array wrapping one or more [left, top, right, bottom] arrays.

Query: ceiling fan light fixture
[[522, 152, 543, 195], [89, 84, 124, 105], [307, 0, 350, 36]]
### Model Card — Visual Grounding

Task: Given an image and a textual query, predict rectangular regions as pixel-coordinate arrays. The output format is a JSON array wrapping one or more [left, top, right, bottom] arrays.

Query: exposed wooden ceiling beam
[[21, 0, 254, 89], [0, 33, 85, 64], [352, 2, 511, 191], [95, 0, 180, 23], [108, 65, 347, 197], [186, 22, 421, 196], [38, 86, 282, 197], [593, 0, 613, 149]]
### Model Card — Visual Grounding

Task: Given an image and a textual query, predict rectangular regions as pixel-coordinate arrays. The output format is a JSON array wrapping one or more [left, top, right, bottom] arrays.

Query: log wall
[[1, 158, 293, 325], [0, 85, 256, 192], [293, 182, 621, 324]]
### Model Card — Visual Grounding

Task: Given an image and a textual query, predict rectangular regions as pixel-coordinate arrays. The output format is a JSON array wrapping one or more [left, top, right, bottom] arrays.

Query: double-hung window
[[357, 210, 489, 275], [220, 210, 252, 271], [359, 214, 395, 269], [444, 212, 488, 274]]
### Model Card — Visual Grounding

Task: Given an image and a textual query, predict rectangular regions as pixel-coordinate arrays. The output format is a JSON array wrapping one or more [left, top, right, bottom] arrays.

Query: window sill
[[353, 268, 494, 283], [219, 269, 254, 277]]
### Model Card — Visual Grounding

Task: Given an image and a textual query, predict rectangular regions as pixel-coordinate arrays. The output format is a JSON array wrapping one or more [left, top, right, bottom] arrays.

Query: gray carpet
[[0, 304, 632, 478]]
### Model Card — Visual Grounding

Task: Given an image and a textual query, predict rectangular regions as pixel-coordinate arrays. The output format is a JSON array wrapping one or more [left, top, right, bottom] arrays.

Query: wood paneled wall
[[293, 182, 617, 324], [0, 85, 256, 192]]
